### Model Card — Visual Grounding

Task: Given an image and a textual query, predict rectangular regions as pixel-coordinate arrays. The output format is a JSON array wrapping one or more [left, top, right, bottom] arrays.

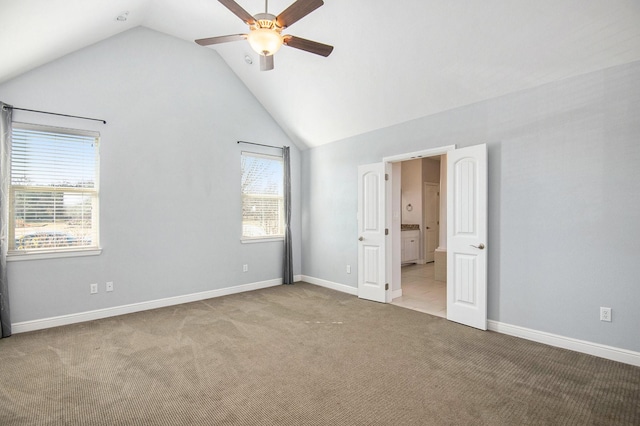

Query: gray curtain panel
[[282, 146, 293, 285], [0, 102, 12, 338]]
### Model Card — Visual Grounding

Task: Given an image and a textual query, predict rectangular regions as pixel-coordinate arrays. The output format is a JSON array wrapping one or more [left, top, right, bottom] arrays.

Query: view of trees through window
[[10, 124, 99, 252], [241, 151, 284, 238]]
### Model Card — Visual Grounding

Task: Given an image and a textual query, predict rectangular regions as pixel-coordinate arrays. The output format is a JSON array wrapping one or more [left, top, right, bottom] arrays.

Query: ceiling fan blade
[[260, 54, 274, 71], [276, 0, 324, 29], [283, 35, 333, 57], [195, 34, 247, 46], [218, 0, 255, 25]]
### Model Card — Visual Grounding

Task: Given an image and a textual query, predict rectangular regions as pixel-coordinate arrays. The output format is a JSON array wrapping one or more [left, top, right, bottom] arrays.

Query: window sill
[[241, 237, 284, 244], [7, 248, 102, 262]]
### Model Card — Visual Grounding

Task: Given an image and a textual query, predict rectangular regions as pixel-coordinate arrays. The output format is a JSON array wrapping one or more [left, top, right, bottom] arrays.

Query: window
[[241, 151, 283, 240], [9, 123, 100, 256]]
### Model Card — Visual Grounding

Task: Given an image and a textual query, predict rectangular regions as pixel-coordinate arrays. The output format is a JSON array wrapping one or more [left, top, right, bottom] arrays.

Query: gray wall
[[302, 61, 640, 352], [1, 27, 301, 323]]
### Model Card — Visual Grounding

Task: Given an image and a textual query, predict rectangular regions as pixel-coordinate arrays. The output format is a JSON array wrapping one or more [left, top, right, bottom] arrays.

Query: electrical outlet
[[600, 307, 612, 322], [346, 265, 351, 274], [106, 281, 114, 292], [243, 264, 249, 273], [90, 283, 98, 294]]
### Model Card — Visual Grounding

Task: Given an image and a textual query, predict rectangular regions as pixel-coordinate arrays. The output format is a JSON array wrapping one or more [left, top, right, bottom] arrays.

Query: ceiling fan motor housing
[[252, 13, 280, 30]]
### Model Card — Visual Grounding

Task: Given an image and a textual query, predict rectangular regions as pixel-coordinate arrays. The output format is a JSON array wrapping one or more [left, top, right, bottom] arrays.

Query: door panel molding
[[446, 144, 488, 330], [358, 163, 387, 303]]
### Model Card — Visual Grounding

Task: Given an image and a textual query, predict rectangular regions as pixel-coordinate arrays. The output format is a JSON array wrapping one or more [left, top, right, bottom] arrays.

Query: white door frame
[[359, 144, 488, 330], [383, 146, 456, 299]]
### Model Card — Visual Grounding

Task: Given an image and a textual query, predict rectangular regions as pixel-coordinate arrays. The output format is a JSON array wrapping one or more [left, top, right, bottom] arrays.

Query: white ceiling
[[2, 0, 640, 149]]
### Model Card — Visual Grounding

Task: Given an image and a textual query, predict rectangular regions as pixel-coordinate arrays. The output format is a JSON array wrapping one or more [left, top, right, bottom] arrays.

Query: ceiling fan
[[196, 0, 334, 71]]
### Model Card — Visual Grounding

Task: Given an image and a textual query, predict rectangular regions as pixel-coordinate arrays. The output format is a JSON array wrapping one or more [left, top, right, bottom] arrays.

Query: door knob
[[470, 243, 485, 250], [358, 236, 364, 241]]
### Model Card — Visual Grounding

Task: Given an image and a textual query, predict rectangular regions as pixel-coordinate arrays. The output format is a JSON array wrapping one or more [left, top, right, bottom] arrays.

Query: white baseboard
[[16, 278, 637, 368], [392, 289, 402, 299], [300, 275, 358, 296], [13, 278, 284, 334], [488, 320, 640, 367]]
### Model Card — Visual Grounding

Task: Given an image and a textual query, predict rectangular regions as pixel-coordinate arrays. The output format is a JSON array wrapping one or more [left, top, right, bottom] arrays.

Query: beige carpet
[[0, 282, 638, 425]]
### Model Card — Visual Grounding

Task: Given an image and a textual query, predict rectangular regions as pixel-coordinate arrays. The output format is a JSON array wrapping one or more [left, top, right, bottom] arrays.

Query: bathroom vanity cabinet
[[401, 230, 419, 263]]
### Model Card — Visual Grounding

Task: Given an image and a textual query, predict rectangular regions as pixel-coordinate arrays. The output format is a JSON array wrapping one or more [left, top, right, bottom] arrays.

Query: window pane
[[11, 127, 97, 188], [10, 123, 99, 253], [13, 191, 96, 250], [241, 152, 284, 238]]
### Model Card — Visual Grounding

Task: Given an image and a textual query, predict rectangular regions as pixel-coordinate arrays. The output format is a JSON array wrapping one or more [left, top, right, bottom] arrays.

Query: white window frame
[[241, 151, 284, 242], [7, 122, 101, 261]]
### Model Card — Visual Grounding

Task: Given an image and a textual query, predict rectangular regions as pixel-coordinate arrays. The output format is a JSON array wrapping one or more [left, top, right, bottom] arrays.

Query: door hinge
[[385, 283, 389, 290], [385, 173, 389, 181], [385, 228, 389, 235]]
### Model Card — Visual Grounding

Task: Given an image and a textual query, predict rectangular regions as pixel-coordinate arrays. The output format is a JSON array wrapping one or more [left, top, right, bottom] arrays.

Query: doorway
[[389, 154, 447, 317], [357, 143, 488, 330]]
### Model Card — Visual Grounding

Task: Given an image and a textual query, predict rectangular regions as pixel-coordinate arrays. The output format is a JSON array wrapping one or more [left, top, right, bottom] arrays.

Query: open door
[[357, 163, 387, 303], [446, 144, 488, 330]]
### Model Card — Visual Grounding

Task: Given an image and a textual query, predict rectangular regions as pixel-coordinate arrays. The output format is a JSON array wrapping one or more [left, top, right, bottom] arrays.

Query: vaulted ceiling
[[2, 0, 640, 149]]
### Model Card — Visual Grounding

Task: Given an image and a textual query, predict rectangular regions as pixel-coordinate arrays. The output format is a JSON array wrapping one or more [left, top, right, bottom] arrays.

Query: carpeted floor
[[0, 282, 638, 425]]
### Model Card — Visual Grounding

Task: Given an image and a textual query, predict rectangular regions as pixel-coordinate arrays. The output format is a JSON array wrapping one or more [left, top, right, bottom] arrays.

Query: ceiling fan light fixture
[[247, 28, 283, 56], [195, 0, 333, 71]]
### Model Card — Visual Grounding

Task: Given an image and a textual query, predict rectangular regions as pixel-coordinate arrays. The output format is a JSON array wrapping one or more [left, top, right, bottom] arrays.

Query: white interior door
[[357, 163, 387, 303], [423, 183, 440, 263], [446, 144, 488, 330]]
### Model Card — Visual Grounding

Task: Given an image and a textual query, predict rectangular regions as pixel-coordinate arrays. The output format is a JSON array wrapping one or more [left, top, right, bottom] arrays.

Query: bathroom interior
[[392, 155, 447, 318]]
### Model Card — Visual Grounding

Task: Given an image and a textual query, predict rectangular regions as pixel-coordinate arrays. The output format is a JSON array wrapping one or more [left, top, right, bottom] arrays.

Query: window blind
[[10, 123, 100, 252], [241, 151, 284, 239]]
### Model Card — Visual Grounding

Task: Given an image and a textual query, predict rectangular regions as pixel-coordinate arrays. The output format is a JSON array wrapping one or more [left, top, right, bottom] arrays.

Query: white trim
[[8, 248, 102, 262], [392, 289, 402, 299], [382, 145, 456, 163], [240, 237, 284, 244], [300, 275, 358, 296], [14, 278, 638, 367], [488, 320, 640, 367], [12, 278, 283, 334]]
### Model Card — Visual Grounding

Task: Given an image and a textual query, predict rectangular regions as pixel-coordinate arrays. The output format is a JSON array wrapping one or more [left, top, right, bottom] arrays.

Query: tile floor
[[391, 262, 446, 318]]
